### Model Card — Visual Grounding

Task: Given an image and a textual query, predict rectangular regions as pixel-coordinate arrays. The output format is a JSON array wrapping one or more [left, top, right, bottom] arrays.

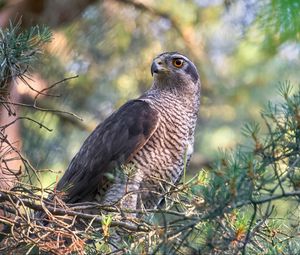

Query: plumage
[[56, 52, 201, 211], [56, 100, 159, 203]]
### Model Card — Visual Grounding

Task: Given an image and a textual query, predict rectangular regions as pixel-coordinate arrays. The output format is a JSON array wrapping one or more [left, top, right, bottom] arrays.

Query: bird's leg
[[120, 168, 143, 219]]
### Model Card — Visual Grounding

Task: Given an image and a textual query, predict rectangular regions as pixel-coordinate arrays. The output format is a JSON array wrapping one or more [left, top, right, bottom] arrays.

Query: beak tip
[[151, 62, 158, 76]]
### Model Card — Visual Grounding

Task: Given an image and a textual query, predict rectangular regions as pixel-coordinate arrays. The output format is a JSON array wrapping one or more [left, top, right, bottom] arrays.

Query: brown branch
[[234, 190, 300, 208], [0, 100, 83, 121], [0, 116, 53, 132], [33, 75, 79, 103], [0, 190, 150, 232]]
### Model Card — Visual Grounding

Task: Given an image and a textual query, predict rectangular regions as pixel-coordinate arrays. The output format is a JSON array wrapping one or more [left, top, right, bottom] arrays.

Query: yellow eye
[[172, 59, 184, 68]]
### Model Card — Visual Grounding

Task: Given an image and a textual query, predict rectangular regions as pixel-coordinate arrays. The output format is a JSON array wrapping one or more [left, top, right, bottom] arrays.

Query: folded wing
[[56, 100, 159, 203]]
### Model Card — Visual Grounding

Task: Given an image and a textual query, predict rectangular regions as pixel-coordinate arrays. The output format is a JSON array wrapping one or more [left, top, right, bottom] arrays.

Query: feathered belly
[[129, 126, 192, 208], [100, 115, 194, 210]]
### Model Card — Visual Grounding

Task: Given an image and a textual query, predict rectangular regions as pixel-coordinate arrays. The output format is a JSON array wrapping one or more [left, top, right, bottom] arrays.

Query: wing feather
[[56, 100, 159, 203]]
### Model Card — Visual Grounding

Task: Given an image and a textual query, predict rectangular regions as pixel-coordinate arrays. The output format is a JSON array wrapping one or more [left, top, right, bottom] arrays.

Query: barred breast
[[101, 89, 199, 210], [133, 90, 199, 209]]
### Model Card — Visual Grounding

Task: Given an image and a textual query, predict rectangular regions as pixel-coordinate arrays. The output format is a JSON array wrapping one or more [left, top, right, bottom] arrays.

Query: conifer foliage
[[0, 21, 299, 255]]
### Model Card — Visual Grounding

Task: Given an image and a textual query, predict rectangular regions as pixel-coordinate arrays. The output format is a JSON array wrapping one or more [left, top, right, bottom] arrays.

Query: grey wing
[[56, 100, 159, 203]]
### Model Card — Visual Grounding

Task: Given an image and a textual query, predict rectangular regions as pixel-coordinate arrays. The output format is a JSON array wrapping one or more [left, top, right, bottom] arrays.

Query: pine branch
[[0, 20, 52, 90]]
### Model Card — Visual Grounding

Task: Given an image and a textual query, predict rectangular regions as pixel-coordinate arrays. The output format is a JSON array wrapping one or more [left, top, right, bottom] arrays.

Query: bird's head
[[151, 52, 200, 95]]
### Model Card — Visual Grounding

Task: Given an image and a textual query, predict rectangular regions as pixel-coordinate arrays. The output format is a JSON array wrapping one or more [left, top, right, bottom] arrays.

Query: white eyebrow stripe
[[171, 54, 190, 62]]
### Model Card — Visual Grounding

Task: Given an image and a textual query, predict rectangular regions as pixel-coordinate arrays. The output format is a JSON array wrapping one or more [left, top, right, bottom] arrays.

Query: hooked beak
[[151, 59, 168, 76], [151, 62, 158, 76]]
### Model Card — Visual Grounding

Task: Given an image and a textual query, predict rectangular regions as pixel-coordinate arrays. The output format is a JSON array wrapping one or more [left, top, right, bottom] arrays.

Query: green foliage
[[1, 1, 300, 254], [257, 0, 300, 51], [70, 85, 300, 255], [14, 0, 300, 173], [122, 85, 299, 254], [0, 20, 52, 89]]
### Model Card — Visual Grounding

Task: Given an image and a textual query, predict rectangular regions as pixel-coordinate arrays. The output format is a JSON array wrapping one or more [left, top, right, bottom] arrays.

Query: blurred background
[[1, 0, 299, 186]]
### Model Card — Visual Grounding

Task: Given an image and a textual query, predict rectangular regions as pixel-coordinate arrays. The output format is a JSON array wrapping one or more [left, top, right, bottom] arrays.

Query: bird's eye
[[172, 59, 184, 68]]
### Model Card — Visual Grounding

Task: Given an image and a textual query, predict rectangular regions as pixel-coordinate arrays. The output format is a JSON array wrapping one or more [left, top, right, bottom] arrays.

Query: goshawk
[[56, 52, 201, 211]]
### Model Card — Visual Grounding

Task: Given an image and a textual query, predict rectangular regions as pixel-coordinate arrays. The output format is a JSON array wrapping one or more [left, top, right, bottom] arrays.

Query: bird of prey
[[56, 52, 201, 211]]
